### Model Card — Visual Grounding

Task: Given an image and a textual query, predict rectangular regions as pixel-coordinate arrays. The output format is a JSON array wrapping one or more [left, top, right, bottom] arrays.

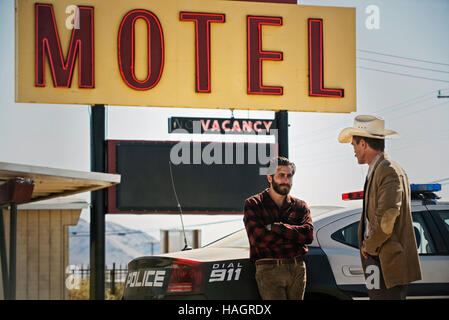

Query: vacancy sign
[[15, 0, 356, 113]]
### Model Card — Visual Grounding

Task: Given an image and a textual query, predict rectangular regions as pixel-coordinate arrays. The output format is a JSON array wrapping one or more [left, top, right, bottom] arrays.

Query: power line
[[291, 88, 446, 150], [431, 177, 449, 183], [383, 130, 449, 154], [357, 66, 449, 83], [358, 57, 449, 74], [389, 100, 449, 122], [358, 49, 449, 67], [291, 100, 449, 168], [290, 91, 436, 149]]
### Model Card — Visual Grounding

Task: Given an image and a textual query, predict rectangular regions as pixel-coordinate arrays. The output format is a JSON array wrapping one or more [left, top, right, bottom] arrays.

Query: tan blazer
[[358, 153, 422, 289]]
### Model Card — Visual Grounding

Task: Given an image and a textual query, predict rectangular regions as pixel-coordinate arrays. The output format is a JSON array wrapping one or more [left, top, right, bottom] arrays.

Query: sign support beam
[[8, 203, 17, 300], [0, 208, 9, 299], [90, 104, 106, 300], [276, 111, 289, 158]]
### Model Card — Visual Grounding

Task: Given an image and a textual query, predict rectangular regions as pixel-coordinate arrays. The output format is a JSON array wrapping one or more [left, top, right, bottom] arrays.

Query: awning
[[0, 161, 121, 300], [0, 162, 120, 203], [18, 197, 90, 210]]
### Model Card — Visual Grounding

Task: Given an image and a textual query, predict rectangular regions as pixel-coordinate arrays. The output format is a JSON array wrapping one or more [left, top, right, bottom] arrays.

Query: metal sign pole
[[0, 208, 9, 299], [90, 104, 106, 300], [275, 111, 289, 158], [8, 203, 17, 300]]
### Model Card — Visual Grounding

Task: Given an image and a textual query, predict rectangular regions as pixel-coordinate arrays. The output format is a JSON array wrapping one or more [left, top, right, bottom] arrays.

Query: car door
[[317, 206, 449, 299], [315, 211, 366, 298], [407, 205, 449, 298], [408, 204, 449, 298]]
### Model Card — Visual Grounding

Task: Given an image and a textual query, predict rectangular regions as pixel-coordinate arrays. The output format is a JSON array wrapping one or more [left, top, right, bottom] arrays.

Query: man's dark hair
[[267, 156, 296, 175], [353, 135, 385, 152]]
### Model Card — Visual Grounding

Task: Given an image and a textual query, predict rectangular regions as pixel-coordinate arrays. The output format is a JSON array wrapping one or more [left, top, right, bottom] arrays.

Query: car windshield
[[205, 206, 344, 248], [310, 205, 344, 217], [205, 229, 248, 248]]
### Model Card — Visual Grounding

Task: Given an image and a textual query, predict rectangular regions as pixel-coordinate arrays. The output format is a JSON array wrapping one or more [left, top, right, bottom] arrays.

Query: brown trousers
[[362, 254, 407, 300], [255, 260, 306, 300]]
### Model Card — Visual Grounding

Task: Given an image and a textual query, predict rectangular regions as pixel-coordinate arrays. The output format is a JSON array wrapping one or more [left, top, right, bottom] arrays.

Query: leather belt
[[255, 255, 303, 266]]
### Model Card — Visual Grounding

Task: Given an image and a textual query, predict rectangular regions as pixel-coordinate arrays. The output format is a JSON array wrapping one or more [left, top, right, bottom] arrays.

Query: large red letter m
[[35, 4, 94, 88]]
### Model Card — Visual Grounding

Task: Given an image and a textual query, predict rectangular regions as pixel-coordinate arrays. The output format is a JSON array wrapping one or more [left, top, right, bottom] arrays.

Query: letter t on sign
[[308, 18, 344, 98], [180, 12, 226, 93]]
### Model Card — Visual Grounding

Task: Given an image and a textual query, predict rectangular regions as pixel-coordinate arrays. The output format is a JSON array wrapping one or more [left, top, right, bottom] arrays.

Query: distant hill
[[69, 218, 160, 268]]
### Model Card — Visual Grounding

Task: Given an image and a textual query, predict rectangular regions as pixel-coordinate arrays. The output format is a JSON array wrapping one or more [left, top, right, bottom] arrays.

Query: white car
[[123, 184, 449, 300]]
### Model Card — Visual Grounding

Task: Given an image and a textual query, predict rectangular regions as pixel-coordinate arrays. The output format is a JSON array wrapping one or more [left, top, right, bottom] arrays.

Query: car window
[[330, 212, 437, 254], [434, 210, 449, 233], [310, 206, 345, 218], [205, 229, 249, 248], [412, 212, 437, 255], [331, 221, 359, 249]]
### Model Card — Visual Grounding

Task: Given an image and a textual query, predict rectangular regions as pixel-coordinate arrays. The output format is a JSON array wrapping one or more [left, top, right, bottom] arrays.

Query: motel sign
[[16, 0, 356, 112]]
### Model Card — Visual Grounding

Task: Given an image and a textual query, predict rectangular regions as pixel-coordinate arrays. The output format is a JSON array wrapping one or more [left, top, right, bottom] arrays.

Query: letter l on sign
[[308, 18, 344, 97]]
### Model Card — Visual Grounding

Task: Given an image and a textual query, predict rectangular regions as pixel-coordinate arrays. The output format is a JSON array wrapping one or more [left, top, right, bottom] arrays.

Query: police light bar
[[342, 191, 364, 201], [410, 183, 441, 192], [342, 183, 442, 200]]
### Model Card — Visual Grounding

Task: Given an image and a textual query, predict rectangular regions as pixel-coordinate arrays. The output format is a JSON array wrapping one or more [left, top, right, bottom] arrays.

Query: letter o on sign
[[118, 9, 164, 90]]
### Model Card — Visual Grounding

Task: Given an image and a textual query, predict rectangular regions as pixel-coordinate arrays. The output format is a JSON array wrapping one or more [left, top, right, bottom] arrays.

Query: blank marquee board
[[107, 140, 275, 214]]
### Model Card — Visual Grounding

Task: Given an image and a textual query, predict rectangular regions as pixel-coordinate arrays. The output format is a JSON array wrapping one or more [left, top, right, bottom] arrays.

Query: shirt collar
[[263, 188, 292, 209], [367, 152, 383, 179]]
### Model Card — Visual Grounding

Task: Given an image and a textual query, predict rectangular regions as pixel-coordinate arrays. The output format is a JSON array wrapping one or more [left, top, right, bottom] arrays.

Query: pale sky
[[1, 0, 448, 245]]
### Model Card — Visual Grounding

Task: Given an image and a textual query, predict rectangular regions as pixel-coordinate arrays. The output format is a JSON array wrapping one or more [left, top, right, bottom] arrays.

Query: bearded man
[[243, 156, 314, 300]]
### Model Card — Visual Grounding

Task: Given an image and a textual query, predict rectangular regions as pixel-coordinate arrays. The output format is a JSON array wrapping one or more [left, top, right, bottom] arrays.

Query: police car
[[122, 184, 449, 300]]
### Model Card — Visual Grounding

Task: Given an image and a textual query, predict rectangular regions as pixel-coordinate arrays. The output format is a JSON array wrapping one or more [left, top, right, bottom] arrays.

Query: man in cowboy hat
[[338, 115, 421, 299]]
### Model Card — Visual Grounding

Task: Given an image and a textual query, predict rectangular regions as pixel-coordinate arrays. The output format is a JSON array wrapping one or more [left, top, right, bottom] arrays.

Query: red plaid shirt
[[243, 188, 314, 261]]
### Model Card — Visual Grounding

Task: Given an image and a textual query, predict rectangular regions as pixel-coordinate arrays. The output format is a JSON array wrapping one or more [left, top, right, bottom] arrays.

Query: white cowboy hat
[[338, 115, 398, 143]]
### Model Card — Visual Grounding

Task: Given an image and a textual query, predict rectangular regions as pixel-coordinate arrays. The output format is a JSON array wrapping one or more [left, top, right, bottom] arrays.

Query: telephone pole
[[437, 90, 449, 99]]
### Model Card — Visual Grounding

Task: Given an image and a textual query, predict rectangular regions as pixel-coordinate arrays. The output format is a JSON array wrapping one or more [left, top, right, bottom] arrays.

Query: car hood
[[155, 246, 249, 262]]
